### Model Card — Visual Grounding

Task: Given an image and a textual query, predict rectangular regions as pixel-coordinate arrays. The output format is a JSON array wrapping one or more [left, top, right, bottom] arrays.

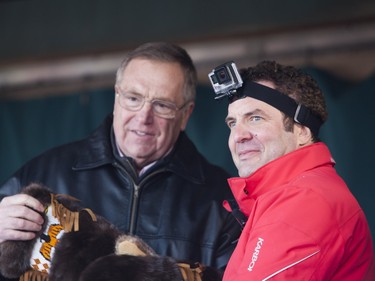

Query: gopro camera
[[208, 61, 243, 100]]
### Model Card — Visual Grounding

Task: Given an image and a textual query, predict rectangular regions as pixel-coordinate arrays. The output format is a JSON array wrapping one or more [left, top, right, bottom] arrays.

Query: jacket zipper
[[129, 183, 140, 234], [114, 161, 168, 234], [129, 169, 168, 234], [113, 161, 138, 234]]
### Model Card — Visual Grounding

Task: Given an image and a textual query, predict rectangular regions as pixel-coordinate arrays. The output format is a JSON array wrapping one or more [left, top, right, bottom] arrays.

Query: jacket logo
[[248, 237, 264, 271]]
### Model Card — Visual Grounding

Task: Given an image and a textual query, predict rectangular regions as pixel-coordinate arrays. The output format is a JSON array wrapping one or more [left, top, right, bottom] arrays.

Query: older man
[[0, 42, 241, 280]]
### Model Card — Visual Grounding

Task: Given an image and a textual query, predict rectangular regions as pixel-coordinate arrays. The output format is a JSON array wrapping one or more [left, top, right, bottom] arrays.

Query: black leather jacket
[[0, 115, 241, 273]]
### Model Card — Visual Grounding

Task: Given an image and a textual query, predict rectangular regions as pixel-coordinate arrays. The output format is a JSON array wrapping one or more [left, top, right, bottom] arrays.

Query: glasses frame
[[116, 91, 189, 119]]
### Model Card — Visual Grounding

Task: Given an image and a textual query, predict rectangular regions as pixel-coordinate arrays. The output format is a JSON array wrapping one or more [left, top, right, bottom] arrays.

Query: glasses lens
[[118, 92, 179, 119], [152, 100, 177, 118], [119, 93, 143, 110]]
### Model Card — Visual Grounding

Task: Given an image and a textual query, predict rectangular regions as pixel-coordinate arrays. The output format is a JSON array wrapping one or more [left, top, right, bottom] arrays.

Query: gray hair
[[115, 42, 197, 102]]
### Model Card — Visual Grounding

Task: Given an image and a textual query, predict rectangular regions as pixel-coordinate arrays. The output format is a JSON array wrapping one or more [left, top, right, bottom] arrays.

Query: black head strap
[[230, 81, 323, 136]]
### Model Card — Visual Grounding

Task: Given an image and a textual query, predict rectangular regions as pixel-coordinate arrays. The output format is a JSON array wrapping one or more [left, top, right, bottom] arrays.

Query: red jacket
[[223, 142, 374, 280]]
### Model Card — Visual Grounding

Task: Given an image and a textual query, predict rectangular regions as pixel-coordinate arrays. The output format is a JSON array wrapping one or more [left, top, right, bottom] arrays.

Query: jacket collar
[[72, 115, 115, 170], [227, 142, 335, 216], [73, 115, 207, 184]]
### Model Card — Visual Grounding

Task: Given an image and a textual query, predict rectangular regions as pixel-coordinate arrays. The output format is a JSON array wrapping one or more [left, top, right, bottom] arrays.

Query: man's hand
[[0, 194, 45, 243]]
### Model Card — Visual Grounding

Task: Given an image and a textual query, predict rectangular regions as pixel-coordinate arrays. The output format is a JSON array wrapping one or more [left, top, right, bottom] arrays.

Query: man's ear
[[180, 102, 194, 131], [296, 124, 313, 147]]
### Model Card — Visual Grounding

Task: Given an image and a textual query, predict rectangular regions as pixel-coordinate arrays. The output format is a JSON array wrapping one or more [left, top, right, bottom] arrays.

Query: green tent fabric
[[1, 69, 374, 245], [308, 68, 375, 242], [0, 90, 115, 183]]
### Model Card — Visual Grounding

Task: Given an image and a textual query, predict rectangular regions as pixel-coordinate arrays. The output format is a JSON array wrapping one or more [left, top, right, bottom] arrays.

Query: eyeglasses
[[116, 92, 189, 119]]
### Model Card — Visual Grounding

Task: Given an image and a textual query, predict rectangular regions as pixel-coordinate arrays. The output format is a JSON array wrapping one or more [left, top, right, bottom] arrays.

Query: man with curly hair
[[216, 61, 374, 280]]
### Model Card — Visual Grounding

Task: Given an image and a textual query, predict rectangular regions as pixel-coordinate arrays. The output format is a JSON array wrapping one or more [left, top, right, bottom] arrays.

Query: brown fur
[[0, 183, 221, 281], [79, 254, 183, 281], [0, 183, 51, 278]]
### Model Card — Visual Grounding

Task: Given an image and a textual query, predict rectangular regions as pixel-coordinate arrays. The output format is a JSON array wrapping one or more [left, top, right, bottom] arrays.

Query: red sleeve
[[225, 220, 321, 280]]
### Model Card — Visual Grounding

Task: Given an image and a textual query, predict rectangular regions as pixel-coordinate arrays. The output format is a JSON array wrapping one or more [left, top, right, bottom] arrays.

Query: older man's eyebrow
[[225, 116, 234, 124]]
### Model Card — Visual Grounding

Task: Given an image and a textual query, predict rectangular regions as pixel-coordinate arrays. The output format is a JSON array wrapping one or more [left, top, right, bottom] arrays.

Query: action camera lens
[[216, 67, 231, 84]]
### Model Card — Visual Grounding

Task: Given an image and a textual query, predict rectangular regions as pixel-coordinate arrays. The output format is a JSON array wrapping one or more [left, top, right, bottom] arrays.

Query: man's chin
[[237, 163, 258, 178], [129, 151, 162, 166]]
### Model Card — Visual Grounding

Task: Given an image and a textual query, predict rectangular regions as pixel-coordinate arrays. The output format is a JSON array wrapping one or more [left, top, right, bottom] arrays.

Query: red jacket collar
[[227, 142, 335, 216]]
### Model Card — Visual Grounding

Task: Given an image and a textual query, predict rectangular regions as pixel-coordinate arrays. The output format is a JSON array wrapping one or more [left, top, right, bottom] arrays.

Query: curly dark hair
[[240, 61, 328, 140]]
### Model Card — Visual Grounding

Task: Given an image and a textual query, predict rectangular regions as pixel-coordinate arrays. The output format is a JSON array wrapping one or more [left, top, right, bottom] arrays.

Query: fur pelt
[[0, 183, 123, 281], [79, 254, 183, 281], [0, 184, 52, 278], [0, 183, 221, 281]]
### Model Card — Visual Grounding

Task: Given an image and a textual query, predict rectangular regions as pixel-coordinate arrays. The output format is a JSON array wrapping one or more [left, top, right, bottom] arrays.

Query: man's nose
[[137, 101, 154, 122], [232, 123, 254, 143]]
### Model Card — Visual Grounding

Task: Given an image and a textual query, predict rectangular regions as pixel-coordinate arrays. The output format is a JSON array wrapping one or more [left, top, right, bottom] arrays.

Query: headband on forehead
[[231, 81, 323, 136]]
